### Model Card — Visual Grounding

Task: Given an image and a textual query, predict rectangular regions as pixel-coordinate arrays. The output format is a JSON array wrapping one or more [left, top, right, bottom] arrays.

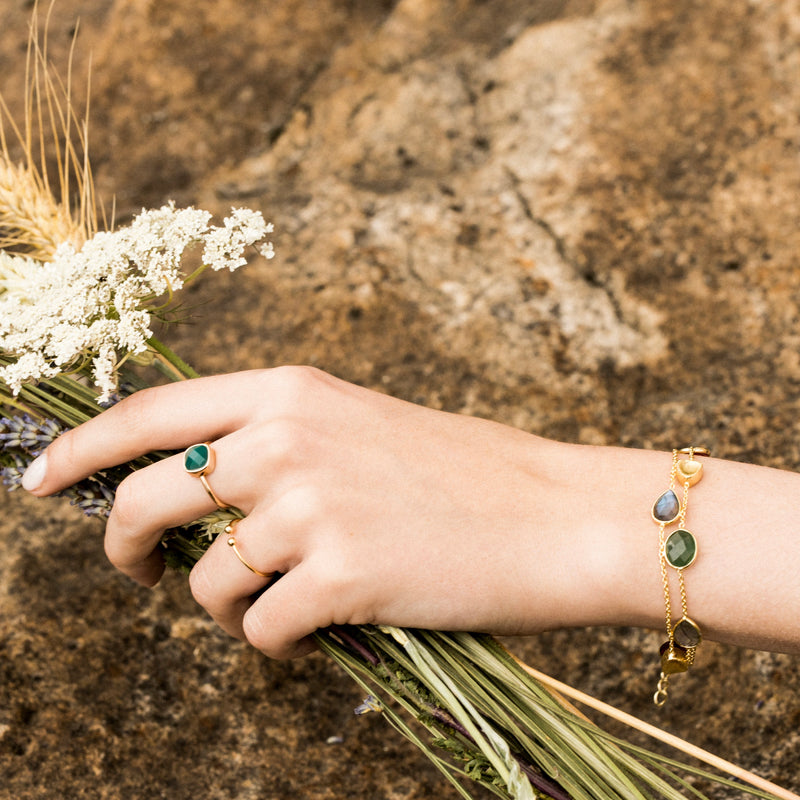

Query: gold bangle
[[651, 446, 709, 707]]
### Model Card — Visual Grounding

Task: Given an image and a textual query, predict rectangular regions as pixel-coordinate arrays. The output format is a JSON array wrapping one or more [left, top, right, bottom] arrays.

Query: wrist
[[526, 442, 800, 654], [523, 440, 670, 633]]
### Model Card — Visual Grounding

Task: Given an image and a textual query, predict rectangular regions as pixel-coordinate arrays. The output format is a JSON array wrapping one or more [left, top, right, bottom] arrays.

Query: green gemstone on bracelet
[[652, 489, 680, 524], [184, 443, 211, 474], [664, 528, 697, 569]]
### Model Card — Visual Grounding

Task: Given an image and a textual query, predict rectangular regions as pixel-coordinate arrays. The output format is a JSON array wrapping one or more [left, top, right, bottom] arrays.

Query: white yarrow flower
[[0, 252, 41, 300], [201, 207, 271, 272], [0, 203, 273, 402]]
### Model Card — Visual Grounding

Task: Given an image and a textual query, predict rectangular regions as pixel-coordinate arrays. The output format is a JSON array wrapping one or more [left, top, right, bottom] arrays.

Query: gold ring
[[183, 442, 230, 509], [225, 521, 273, 579]]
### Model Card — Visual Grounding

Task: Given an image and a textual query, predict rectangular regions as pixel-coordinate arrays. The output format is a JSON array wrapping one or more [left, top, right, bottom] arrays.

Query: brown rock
[[2, 1, 799, 797]]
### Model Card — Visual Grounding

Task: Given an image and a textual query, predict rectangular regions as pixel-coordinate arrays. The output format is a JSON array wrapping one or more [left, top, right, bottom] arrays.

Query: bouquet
[[0, 15, 794, 800]]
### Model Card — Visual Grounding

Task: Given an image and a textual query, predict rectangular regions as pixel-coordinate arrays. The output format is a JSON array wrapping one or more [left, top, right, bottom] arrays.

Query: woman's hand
[[22, 366, 634, 658]]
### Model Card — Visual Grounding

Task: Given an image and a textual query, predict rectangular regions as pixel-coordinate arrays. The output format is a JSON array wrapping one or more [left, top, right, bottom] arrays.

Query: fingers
[[100, 427, 253, 582], [21, 365, 338, 584], [103, 450, 217, 584], [187, 514, 341, 659], [18, 365, 382, 658], [188, 516, 324, 658], [100, 414, 327, 583], [188, 513, 290, 636], [23, 369, 278, 497], [242, 566, 329, 659]]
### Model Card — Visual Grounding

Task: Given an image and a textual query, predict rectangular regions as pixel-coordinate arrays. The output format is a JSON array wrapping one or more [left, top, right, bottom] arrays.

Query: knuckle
[[305, 555, 349, 603], [111, 387, 163, 439], [273, 483, 325, 529], [108, 472, 145, 532], [242, 607, 304, 660], [262, 365, 331, 409], [188, 562, 216, 610], [307, 557, 375, 628], [241, 608, 274, 654], [44, 425, 89, 482], [102, 533, 123, 569], [103, 473, 151, 569], [253, 417, 308, 466], [102, 522, 138, 571], [319, 564, 354, 606], [52, 426, 79, 465]]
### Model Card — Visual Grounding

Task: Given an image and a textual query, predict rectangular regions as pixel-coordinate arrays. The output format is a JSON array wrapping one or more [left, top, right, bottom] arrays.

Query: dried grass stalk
[[0, 0, 96, 256]]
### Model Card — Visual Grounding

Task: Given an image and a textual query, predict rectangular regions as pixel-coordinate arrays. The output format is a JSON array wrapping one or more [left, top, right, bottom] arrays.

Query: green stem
[[0, 389, 37, 418], [182, 263, 209, 286], [18, 382, 96, 427], [147, 336, 200, 380]]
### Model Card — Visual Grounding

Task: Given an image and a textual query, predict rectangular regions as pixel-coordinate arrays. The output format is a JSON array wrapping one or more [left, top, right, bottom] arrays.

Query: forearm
[[540, 441, 800, 653]]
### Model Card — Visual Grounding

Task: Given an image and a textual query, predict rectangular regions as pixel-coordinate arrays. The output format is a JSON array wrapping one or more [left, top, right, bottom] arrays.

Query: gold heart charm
[[676, 459, 704, 486], [659, 642, 690, 674]]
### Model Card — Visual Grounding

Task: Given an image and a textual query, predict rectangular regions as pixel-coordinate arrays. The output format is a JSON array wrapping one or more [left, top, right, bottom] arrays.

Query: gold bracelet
[[651, 446, 710, 706]]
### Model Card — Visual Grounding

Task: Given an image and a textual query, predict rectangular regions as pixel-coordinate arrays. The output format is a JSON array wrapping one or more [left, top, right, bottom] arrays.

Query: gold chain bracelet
[[651, 446, 710, 706]]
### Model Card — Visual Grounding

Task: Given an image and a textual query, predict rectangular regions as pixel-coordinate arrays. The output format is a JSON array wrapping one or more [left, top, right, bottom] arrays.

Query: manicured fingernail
[[22, 452, 48, 492]]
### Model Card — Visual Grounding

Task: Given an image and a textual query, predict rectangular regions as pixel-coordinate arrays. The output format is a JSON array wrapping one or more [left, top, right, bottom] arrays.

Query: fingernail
[[22, 452, 48, 492]]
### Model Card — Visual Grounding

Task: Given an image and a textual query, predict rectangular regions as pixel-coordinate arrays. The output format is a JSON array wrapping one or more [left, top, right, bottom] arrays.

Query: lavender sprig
[[0, 413, 116, 517]]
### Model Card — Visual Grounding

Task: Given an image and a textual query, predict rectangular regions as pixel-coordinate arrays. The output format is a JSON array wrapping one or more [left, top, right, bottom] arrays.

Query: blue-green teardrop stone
[[652, 489, 680, 523]]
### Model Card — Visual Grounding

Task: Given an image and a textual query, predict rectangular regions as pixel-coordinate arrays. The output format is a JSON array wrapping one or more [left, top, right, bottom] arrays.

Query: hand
[[23, 366, 627, 658], [22, 366, 800, 657]]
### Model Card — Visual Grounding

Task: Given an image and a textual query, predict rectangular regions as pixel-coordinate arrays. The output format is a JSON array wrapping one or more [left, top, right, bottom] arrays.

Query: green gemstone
[[664, 528, 697, 569], [184, 443, 211, 474]]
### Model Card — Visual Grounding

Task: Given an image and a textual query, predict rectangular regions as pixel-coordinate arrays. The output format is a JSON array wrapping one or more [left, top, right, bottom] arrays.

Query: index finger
[[22, 370, 264, 497]]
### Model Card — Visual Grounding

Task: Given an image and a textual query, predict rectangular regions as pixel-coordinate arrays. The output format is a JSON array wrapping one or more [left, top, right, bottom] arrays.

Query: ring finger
[[188, 513, 287, 638]]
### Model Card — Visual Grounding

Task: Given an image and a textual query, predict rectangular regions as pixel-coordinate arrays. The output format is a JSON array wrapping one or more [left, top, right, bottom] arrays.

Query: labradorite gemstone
[[652, 489, 680, 523], [184, 443, 210, 473], [673, 617, 702, 648], [664, 528, 697, 569]]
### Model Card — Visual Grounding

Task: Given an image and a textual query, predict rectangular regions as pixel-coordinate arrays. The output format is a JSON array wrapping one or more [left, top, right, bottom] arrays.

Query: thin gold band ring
[[199, 474, 229, 509], [225, 521, 273, 579]]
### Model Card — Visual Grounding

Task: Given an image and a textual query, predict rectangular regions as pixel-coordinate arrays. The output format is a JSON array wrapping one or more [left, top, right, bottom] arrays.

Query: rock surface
[[2, 1, 800, 798]]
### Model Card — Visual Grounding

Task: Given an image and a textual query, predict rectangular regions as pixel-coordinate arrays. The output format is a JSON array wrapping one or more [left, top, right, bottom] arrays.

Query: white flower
[[0, 251, 42, 301], [260, 240, 276, 260], [0, 203, 274, 402], [201, 208, 272, 271]]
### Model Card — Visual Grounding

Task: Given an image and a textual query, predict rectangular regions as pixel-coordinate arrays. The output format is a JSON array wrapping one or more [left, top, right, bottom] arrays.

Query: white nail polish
[[22, 452, 48, 492]]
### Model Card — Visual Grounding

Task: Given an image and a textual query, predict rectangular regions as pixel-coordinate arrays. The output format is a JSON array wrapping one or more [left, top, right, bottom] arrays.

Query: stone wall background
[[1, 1, 799, 798]]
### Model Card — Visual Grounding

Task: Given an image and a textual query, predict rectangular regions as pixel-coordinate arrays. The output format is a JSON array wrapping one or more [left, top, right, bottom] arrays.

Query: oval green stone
[[184, 443, 211, 473], [664, 528, 697, 569]]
